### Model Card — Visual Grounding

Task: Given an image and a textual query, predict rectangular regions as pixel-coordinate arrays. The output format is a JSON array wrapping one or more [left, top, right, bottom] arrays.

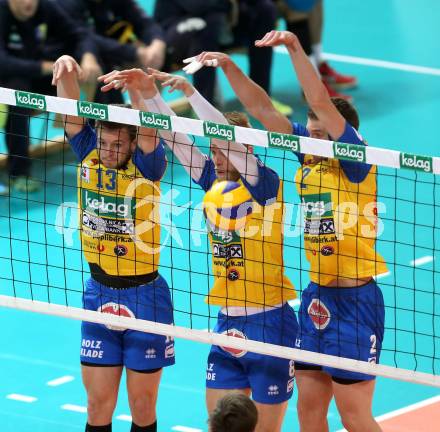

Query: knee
[[87, 393, 117, 422], [297, 398, 327, 423], [129, 393, 156, 424], [341, 413, 359, 432]]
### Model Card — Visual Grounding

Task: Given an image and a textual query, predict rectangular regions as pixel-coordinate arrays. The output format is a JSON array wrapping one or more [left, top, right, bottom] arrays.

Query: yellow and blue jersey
[[70, 124, 166, 276], [293, 122, 388, 285], [196, 157, 296, 307]]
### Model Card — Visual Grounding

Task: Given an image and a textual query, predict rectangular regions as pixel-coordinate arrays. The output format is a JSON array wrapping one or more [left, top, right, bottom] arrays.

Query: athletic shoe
[[319, 61, 358, 90], [322, 80, 353, 103], [12, 176, 41, 193], [271, 98, 293, 117]]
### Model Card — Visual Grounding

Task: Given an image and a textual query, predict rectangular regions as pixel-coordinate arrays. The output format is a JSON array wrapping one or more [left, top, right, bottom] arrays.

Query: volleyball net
[[0, 87, 439, 388]]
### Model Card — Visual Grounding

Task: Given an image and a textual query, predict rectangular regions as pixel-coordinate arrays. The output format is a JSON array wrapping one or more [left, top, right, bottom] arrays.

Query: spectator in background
[[154, 0, 292, 115], [61, 0, 166, 104], [0, 0, 99, 194], [209, 393, 258, 432], [154, 0, 230, 105], [277, 0, 357, 101]]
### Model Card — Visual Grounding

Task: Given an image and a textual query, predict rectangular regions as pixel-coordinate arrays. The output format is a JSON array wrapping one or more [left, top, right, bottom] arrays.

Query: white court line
[[172, 426, 203, 432], [375, 271, 391, 280], [6, 394, 37, 403], [336, 394, 440, 431], [116, 414, 132, 422], [411, 256, 434, 266], [47, 375, 75, 387], [288, 298, 301, 307], [274, 46, 440, 76], [61, 404, 87, 413]]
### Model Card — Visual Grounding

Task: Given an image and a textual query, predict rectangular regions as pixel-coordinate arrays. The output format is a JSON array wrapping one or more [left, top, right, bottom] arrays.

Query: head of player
[[8, 0, 39, 21], [306, 97, 359, 140], [210, 112, 252, 181], [94, 110, 138, 169], [209, 393, 258, 432]]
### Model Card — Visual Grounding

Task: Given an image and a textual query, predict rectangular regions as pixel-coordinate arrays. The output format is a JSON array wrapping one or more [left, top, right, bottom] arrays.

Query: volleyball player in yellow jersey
[[52, 56, 174, 432], [192, 31, 388, 432], [100, 67, 298, 432]]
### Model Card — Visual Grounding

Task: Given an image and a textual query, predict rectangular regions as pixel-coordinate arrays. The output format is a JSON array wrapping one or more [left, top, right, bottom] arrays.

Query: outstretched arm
[[52, 55, 85, 139], [185, 52, 292, 135], [255, 30, 345, 140], [99, 69, 207, 182], [150, 69, 259, 186]]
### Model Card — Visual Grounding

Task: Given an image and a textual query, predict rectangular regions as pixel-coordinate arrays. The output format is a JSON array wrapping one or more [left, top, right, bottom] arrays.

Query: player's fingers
[[183, 61, 203, 75], [203, 58, 219, 67], [56, 62, 65, 80], [183, 56, 197, 64]]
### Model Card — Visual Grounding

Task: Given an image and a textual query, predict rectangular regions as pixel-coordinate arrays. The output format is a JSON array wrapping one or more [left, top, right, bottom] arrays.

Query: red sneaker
[[319, 61, 358, 90], [322, 80, 353, 103]]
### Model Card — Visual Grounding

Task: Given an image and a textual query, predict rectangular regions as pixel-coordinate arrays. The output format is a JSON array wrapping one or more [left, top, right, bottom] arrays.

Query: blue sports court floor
[[1, 1, 440, 430]]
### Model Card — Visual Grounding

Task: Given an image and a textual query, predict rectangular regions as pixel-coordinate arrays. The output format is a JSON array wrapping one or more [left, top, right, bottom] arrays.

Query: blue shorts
[[296, 281, 384, 381], [206, 303, 298, 404], [81, 274, 175, 370]]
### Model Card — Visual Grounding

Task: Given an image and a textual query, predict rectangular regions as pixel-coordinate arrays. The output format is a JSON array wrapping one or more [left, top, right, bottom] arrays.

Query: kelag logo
[[77, 101, 108, 120], [203, 121, 235, 141], [400, 153, 433, 173], [82, 190, 135, 219], [15, 91, 46, 111], [139, 111, 171, 130], [333, 142, 366, 163], [268, 132, 300, 152]]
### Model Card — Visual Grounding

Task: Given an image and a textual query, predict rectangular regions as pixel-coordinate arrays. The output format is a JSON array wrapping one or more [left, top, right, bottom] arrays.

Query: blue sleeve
[[132, 139, 167, 181], [335, 122, 372, 183], [68, 124, 97, 161], [194, 157, 217, 192], [241, 160, 280, 207], [292, 122, 309, 165]]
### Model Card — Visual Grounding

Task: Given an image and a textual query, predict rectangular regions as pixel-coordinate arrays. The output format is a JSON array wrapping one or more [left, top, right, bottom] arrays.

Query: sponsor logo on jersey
[[15, 91, 46, 111], [80, 166, 90, 183], [212, 243, 243, 260], [308, 298, 331, 330], [99, 302, 135, 331], [211, 229, 241, 244], [287, 378, 294, 393], [203, 121, 235, 141], [400, 153, 433, 173], [82, 190, 135, 219], [304, 217, 335, 236], [165, 344, 175, 359], [77, 101, 108, 120], [268, 132, 300, 152], [139, 111, 171, 130], [267, 385, 279, 396], [320, 245, 334, 256], [220, 328, 247, 357], [80, 339, 104, 359], [114, 244, 128, 257], [82, 213, 135, 236], [227, 269, 240, 281], [302, 193, 333, 218], [333, 142, 366, 163], [145, 348, 156, 359]]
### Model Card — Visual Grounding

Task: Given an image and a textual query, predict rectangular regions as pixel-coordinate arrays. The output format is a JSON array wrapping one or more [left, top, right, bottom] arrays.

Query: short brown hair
[[209, 393, 258, 432], [308, 97, 360, 130], [96, 103, 138, 142], [224, 111, 251, 128]]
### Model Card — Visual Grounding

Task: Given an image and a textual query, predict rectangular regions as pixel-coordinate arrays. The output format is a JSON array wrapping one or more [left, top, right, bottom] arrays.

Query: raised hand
[[148, 68, 194, 97], [255, 30, 299, 51], [98, 68, 157, 99], [52, 55, 83, 86], [182, 51, 231, 75]]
